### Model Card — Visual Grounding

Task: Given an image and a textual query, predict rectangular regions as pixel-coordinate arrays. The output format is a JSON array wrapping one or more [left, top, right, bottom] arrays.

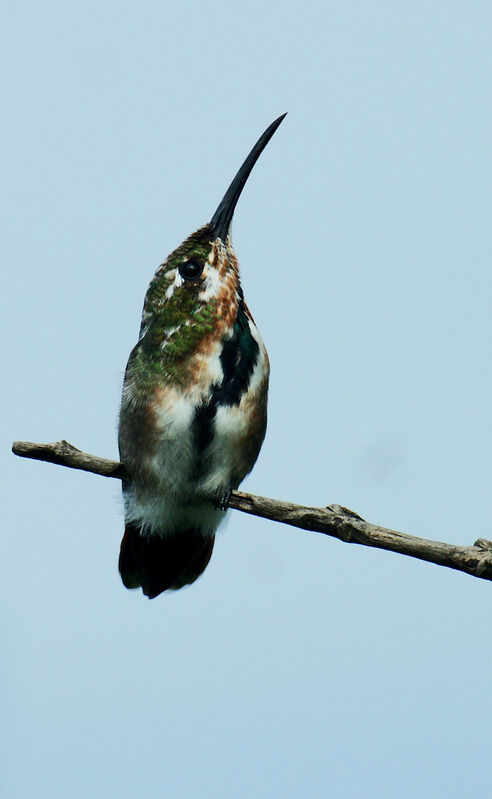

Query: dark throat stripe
[[192, 300, 260, 458]]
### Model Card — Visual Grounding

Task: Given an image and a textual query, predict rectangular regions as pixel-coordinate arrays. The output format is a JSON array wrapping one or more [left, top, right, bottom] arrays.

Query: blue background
[[3, 1, 492, 796]]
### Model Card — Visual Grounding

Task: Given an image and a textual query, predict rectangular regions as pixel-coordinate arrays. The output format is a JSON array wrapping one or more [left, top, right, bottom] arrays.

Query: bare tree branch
[[12, 439, 126, 479], [12, 439, 492, 583]]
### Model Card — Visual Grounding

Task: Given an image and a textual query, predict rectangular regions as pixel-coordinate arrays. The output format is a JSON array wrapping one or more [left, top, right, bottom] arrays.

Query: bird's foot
[[212, 487, 232, 511]]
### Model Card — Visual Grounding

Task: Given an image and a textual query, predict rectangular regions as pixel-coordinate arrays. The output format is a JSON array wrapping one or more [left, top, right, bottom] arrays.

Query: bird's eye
[[179, 259, 203, 280]]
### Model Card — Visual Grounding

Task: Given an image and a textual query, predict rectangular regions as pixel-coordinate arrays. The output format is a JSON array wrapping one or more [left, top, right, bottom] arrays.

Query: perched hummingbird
[[118, 114, 286, 598]]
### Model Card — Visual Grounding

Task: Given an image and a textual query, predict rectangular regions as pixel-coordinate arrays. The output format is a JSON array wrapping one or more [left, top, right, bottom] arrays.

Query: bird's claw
[[213, 488, 232, 511]]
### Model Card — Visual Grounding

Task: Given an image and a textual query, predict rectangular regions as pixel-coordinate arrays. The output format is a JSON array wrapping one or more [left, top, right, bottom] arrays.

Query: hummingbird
[[118, 113, 286, 598]]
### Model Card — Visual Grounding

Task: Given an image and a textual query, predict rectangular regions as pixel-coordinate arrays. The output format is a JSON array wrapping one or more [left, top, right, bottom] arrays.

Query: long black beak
[[209, 113, 287, 241]]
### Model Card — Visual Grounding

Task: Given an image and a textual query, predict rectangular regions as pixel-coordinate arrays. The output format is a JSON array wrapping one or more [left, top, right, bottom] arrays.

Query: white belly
[[121, 324, 268, 537], [122, 389, 225, 536]]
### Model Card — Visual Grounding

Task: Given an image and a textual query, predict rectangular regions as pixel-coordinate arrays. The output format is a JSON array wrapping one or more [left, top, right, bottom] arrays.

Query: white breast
[[123, 387, 226, 536], [123, 319, 267, 537]]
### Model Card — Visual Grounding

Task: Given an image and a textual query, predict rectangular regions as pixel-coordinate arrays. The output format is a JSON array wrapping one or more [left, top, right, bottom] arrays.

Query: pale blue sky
[[3, 1, 492, 797]]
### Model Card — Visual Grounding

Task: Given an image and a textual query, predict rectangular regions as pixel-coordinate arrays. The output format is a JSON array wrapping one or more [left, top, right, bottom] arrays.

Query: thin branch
[[12, 439, 126, 479], [12, 439, 492, 583]]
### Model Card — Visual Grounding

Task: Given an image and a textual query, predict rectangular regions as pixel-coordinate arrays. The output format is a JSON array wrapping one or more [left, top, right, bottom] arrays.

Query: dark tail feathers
[[119, 524, 215, 599]]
